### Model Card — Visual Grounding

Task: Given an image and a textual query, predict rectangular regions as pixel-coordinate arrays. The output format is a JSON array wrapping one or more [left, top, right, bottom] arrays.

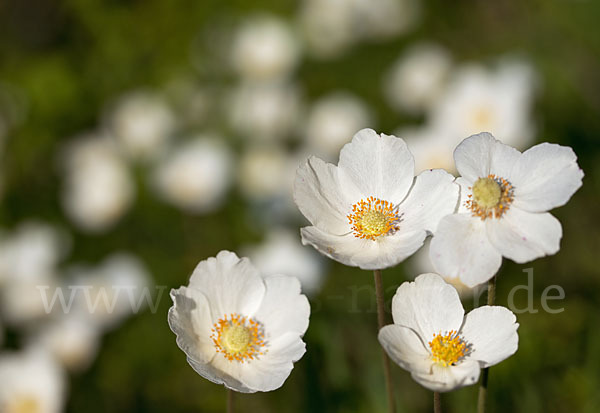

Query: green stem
[[227, 388, 234, 413], [434, 391, 442, 413], [477, 275, 497, 413], [373, 269, 396, 413]]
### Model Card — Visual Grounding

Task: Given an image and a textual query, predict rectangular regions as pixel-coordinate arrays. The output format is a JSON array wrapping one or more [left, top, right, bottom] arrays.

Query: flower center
[[211, 313, 266, 362], [6, 396, 40, 413], [470, 106, 494, 130], [347, 196, 402, 240], [465, 174, 514, 220], [429, 330, 469, 367]]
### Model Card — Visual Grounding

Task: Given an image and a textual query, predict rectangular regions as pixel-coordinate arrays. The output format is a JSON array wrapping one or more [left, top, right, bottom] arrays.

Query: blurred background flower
[[0, 0, 599, 411]]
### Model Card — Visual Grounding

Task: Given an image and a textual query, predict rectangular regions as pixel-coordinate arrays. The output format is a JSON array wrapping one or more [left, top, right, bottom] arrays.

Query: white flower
[[106, 91, 176, 161], [0, 349, 66, 413], [61, 134, 135, 232], [395, 125, 457, 174], [407, 238, 484, 299], [237, 145, 291, 201], [27, 313, 101, 373], [168, 251, 310, 393], [429, 61, 537, 150], [430, 133, 584, 287], [379, 273, 519, 392], [227, 82, 302, 141], [243, 229, 327, 296], [304, 92, 373, 160], [350, 0, 421, 41], [383, 43, 452, 114], [294, 128, 458, 270], [68, 253, 152, 331], [230, 16, 300, 81], [152, 136, 233, 214]]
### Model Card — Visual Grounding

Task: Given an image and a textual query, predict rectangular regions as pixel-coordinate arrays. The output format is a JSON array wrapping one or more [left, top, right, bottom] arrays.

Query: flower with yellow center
[[0, 350, 65, 413], [378, 273, 519, 392], [294, 128, 459, 270], [431, 132, 583, 287], [168, 251, 310, 393]]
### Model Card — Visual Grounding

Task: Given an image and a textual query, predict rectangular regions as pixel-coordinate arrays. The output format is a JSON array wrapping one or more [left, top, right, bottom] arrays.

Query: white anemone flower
[[304, 92, 373, 161], [0, 350, 66, 413], [152, 136, 233, 214], [230, 16, 300, 81], [168, 251, 310, 393], [294, 128, 458, 270], [384, 43, 452, 114], [244, 229, 327, 296], [430, 133, 584, 287], [378, 273, 519, 392]]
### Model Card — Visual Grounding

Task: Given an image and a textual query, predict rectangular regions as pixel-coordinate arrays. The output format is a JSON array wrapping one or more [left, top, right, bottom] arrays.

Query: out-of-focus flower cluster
[[0, 2, 542, 410]]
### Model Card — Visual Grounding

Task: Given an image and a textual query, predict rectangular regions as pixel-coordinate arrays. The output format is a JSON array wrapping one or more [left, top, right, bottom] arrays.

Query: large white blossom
[[168, 251, 310, 393], [294, 128, 458, 270], [0, 350, 66, 413], [430, 133, 584, 287], [379, 273, 519, 392]]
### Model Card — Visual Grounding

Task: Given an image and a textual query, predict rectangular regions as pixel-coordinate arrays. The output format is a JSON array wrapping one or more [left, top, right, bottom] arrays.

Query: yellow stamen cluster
[[211, 313, 266, 363], [347, 196, 402, 240], [429, 330, 469, 367], [465, 174, 514, 220], [6, 396, 40, 413]]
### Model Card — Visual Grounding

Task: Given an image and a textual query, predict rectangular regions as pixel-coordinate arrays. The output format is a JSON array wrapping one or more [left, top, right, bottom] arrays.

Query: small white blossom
[[379, 273, 519, 392], [168, 251, 310, 392]]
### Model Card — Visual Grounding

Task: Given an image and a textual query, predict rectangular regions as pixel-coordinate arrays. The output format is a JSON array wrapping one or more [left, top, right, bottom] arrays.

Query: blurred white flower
[[299, 0, 420, 59], [69, 253, 152, 331], [27, 313, 101, 373], [378, 273, 519, 392], [395, 125, 457, 174], [106, 91, 176, 161], [0, 222, 68, 325], [61, 134, 135, 232], [350, 0, 421, 41], [384, 43, 452, 114], [152, 136, 233, 214], [430, 61, 538, 150], [237, 145, 292, 201], [298, 0, 355, 59], [231, 15, 300, 81], [228, 82, 302, 141], [295, 129, 458, 270], [430, 133, 583, 287], [0, 221, 68, 284], [0, 349, 66, 413], [304, 92, 373, 160], [168, 251, 310, 392], [244, 229, 327, 296]]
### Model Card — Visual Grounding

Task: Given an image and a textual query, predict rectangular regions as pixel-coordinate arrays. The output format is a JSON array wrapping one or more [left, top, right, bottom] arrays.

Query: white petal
[[455, 177, 473, 213], [460, 306, 519, 368], [168, 287, 215, 364], [454, 132, 521, 182], [187, 356, 253, 392], [378, 325, 431, 375], [293, 156, 353, 234], [391, 274, 464, 342], [210, 331, 305, 392], [486, 208, 562, 263], [252, 275, 310, 338], [397, 169, 459, 234], [338, 128, 415, 203], [189, 251, 265, 323], [300, 226, 426, 270], [412, 359, 480, 392], [430, 214, 502, 287], [509, 143, 583, 212]]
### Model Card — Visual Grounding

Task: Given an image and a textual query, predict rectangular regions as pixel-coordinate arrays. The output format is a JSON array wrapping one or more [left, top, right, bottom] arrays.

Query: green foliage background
[[1, 0, 600, 412]]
